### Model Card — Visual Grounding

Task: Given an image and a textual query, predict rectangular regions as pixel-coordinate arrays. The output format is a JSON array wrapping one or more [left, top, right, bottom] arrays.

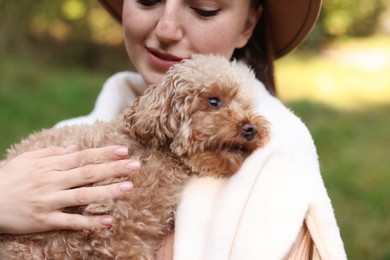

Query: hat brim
[[98, 0, 322, 58]]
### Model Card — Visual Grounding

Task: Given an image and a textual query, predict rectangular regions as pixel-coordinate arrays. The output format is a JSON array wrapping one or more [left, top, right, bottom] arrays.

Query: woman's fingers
[[46, 212, 114, 231], [0, 145, 140, 234], [17, 145, 77, 160], [58, 158, 140, 189], [55, 181, 134, 209], [0, 146, 139, 234], [47, 146, 131, 171]]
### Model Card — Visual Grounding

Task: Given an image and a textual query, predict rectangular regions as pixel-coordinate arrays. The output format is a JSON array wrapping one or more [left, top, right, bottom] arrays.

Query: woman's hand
[[0, 145, 140, 234]]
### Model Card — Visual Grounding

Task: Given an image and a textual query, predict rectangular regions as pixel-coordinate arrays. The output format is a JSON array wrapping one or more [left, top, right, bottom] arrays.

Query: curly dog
[[0, 55, 270, 259]]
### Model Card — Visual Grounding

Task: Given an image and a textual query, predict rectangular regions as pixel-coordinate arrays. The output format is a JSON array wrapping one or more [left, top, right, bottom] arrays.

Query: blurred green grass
[[1, 37, 390, 259], [0, 53, 107, 151], [289, 101, 390, 260]]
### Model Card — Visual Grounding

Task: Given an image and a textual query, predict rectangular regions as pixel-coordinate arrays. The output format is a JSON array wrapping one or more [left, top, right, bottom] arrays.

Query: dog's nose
[[241, 123, 258, 141]]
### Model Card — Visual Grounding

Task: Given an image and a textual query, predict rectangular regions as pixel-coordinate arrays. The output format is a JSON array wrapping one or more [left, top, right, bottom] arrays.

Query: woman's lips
[[147, 48, 184, 71]]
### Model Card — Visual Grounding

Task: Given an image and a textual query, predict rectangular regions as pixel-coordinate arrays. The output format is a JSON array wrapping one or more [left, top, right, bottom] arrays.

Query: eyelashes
[[135, 0, 159, 7], [134, 0, 221, 19], [191, 8, 221, 18]]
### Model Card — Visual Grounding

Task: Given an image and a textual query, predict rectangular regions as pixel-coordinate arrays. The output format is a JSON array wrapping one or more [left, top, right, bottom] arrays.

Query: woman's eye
[[208, 97, 221, 107], [191, 8, 221, 18], [135, 0, 159, 7]]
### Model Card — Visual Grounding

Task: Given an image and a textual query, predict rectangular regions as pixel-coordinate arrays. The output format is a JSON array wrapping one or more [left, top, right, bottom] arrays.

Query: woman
[[1, 0, 346, 259]]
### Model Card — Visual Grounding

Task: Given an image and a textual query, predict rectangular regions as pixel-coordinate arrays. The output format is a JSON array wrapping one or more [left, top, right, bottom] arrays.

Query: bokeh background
[[1, 0, 389, 258]]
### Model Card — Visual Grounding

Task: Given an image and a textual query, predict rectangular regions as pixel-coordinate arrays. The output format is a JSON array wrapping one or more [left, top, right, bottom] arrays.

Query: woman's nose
[[155, 9, 183, 42]]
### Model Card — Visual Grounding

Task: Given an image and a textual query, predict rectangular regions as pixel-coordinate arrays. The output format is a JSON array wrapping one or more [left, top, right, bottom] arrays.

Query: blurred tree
[[302, 0, 388, 49], [0, 0, 36, 52], [0, 0, 126, 70], [323, 0, 387, 37]]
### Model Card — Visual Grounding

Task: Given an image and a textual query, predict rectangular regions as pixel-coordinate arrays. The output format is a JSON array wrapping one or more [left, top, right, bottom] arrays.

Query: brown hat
[[98, 0, 322, 58]]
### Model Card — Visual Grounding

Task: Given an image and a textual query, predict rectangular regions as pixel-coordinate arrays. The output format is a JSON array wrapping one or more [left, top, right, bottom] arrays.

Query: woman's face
[[122, 0, 261, 85]]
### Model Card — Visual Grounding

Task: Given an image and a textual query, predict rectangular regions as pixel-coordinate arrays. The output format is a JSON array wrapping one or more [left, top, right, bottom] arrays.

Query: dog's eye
[[208, 97, 221, 108]]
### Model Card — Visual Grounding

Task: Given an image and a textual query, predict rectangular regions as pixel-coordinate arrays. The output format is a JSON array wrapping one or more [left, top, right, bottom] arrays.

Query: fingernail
[[114, 147, 128, 157], [127, 161, 140, 170], [100, 216, 113, 226], [119, 181, 134, 192]]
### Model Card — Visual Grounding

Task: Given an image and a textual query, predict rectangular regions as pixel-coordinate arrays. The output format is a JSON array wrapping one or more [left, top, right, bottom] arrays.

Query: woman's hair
[[232, 0, 276, 96]]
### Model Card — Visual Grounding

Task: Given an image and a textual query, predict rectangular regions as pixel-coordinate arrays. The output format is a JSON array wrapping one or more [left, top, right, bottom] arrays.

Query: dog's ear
[[122, 69, 194, 148]]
